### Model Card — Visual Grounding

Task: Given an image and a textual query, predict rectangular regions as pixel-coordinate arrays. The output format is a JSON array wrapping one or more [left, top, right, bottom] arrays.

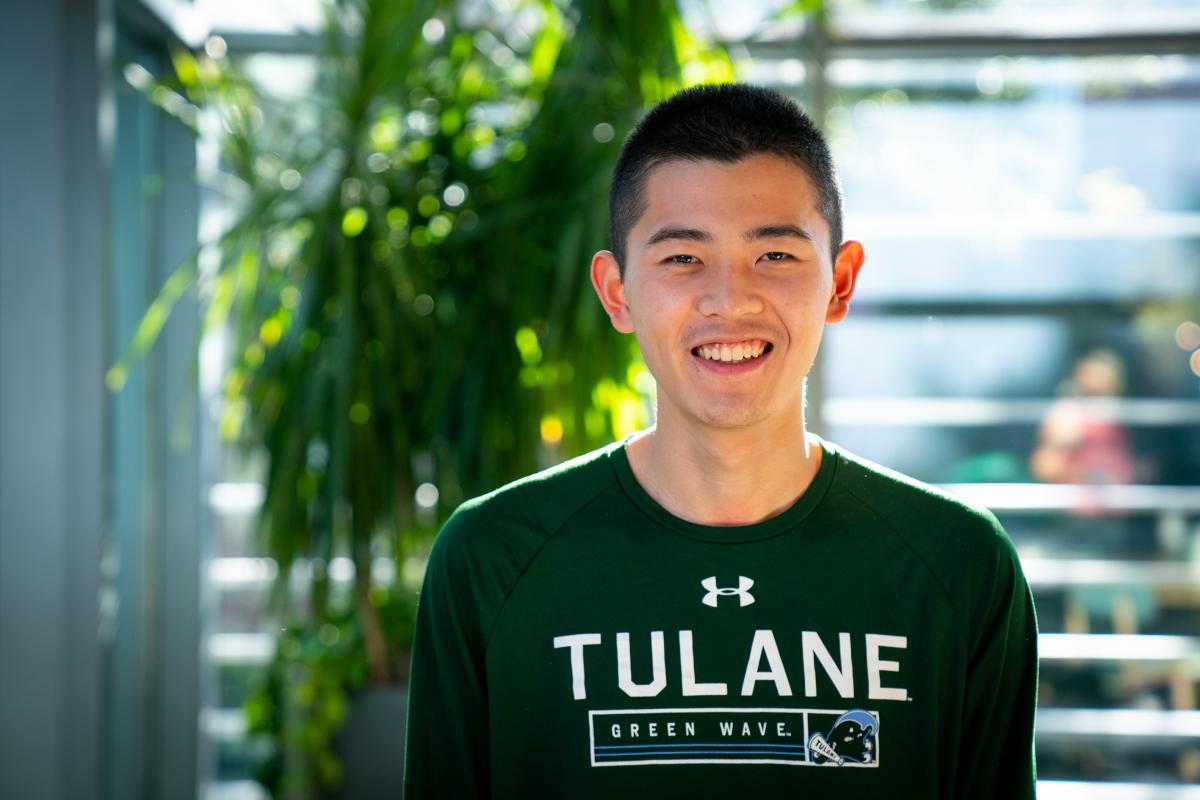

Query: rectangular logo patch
[[588, 706, 880, 768]]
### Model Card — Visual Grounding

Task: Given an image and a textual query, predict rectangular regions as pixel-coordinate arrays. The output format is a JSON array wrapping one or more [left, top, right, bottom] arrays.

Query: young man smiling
[[404, 84, 1038, 799]]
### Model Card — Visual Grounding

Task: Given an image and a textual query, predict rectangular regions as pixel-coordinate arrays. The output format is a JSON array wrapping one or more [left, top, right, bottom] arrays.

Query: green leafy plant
[[110, 0, 730, 794]]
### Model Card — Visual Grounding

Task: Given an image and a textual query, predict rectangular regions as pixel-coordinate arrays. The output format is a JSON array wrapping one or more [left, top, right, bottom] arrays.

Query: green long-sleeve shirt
[[404, 435, 1038, 798]]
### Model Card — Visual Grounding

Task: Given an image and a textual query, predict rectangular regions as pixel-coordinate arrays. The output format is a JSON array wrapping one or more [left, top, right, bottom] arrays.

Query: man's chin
[[690, 406, 770, 430]]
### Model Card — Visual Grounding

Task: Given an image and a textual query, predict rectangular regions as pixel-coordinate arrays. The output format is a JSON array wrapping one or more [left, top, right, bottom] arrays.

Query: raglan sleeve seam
[[841, 484, 972, 654], [481, 478, 619, 654]]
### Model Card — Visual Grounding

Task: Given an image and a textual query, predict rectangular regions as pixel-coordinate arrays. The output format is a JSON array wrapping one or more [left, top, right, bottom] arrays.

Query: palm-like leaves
[[112, 1, 730, 793]]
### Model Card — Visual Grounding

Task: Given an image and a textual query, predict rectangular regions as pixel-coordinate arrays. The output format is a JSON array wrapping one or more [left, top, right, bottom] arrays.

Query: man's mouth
[[690, 339, 774, 364]]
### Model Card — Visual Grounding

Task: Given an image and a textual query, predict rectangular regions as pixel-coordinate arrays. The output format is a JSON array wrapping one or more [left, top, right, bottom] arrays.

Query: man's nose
[[696, 263, 765, 318]]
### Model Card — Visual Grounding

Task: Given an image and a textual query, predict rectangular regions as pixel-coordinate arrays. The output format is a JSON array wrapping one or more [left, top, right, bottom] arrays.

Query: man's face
[[592, 153, 863, 432]]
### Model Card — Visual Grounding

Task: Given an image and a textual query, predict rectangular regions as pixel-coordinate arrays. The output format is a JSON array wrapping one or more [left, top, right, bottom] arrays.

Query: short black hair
[[608, 83, 843, 277]]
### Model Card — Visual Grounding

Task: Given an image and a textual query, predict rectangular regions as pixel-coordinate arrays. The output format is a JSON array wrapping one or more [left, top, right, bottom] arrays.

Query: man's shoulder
[[457, 438, 620, 519], [832, 442, 1006, 533], [435, 439, 622, 555], [827, 440, 1020, 573], [826, 440, 1029, 647]]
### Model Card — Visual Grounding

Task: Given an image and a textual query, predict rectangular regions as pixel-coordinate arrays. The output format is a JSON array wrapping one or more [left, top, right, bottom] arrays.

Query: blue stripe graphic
[[596, 749, 806, 758], [595, 743, 806, 751]]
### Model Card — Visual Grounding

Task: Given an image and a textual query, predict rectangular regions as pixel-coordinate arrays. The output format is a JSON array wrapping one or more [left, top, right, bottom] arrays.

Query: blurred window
[[805, 39, 1200, 792], [827, 0, 1200, 37]]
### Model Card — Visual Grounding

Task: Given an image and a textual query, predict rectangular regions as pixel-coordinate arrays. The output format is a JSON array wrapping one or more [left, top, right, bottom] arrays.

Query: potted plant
[[110, 0, 730, 795]]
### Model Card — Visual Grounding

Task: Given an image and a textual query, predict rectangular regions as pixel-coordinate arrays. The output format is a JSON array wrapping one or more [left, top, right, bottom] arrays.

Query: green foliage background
[[111, 0, 732, 795]]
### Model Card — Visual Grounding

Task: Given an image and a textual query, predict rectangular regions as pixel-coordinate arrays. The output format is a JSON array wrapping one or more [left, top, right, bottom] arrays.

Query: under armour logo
[[701, 576, 755, 607]]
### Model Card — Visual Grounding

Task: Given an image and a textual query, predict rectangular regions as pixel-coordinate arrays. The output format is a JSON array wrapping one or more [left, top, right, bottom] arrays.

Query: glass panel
[[1032, 581, 1200, 640], [827, 49, 1200, 313], [823, 315, 1199, 399], [1003, 510, 1198, 560], [827, 0, 1200, 37], [197, 0, 323, 35], [850, 238, 1200, 303], [820, 48, 1200, 789], [1036, 729, 1200, 783], [825, 421, 1200, 485]]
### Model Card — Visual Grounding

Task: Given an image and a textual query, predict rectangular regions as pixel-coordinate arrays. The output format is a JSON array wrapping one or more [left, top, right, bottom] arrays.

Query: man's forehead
[[642, 153, 817, 188], [640, 156, 819, 210], [633, 155, 826, 243]]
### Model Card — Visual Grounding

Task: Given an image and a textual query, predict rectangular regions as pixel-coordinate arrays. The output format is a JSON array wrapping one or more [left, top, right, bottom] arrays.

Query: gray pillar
[[1, 0, 204, 797], [0, 0, 108, 797]]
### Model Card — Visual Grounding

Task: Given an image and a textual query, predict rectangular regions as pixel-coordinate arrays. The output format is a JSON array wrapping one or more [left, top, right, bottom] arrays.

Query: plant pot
[[330, 683, 408, 799]]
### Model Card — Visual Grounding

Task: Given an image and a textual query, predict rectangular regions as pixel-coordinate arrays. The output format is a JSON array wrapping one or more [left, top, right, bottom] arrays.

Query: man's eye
[[762, 251, 793, 262], [667, 254, 699, 264]]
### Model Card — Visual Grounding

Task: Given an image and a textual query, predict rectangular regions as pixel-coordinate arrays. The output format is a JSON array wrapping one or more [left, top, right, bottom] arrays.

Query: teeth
[[696, 341, 768, 363]]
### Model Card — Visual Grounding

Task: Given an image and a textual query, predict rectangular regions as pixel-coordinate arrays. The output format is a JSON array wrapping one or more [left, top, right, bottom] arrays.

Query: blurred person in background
[[404, 83, 1038, 799], [1031, 347, 1137, 492]]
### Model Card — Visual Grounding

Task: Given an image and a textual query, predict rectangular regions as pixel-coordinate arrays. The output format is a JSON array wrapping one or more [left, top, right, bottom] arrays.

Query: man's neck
[[624, 413, 822, 527]]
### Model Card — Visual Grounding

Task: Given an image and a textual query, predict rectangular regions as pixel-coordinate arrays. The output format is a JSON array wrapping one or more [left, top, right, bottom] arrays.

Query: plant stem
[[354, 524, 391, 685]]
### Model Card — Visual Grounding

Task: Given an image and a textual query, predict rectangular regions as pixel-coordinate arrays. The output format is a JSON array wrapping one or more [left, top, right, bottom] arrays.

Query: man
[[403, 83, 1038, 799]]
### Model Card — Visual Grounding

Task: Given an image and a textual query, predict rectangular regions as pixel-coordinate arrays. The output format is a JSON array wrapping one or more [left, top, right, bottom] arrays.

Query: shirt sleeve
[[403, 515, 491, 799], [956, 534, 1040, 799]]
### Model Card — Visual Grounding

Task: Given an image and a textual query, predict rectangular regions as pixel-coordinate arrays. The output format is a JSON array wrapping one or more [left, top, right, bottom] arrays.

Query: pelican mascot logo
[[807, 710, 879, 766]]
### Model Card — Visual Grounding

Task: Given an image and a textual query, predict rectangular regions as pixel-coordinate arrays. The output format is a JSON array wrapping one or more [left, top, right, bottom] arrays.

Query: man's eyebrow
[[744, 224, 814, 243], [644, 226, 713, 247]]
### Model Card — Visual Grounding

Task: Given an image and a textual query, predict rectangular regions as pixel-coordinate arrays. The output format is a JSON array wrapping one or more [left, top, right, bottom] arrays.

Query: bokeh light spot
[[443, 183, 467, 207], [342, 207, 368, 237], [418, 194, 440, 217], [413, 294, 435, 316], [318, 624, 340, 647], [260, 318, 283, 346], [386, 207, 409, 229], [428, 215, 452, 239], [415, 482, 440, 508], [515, 326, 542, 366], [204, 36, 227, 59], [1174, 321, 1200, 351], [279, 169, 302, 190], [540, 415, 564, 446], [421, 18, 446, 43], [366, 152, 390, 173]]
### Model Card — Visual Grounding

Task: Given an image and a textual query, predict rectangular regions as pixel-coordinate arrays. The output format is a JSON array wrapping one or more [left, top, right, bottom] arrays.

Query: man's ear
[[826, 240, 865, 324], [590, 250, 635, 333]]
